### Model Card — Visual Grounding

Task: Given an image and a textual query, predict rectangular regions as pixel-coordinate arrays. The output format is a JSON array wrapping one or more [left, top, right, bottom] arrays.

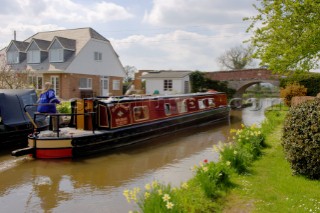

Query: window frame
[[49, 48, 64, 62], [112, 80, 120, 90], [79, 78, 92, 89], [164, 79, 173, 91], [94, 52, 102, 61], [133, 106, 149, 121], [28, 76, 43, 90], [7, 51, 19, 64], [27, 50, 41, 64]]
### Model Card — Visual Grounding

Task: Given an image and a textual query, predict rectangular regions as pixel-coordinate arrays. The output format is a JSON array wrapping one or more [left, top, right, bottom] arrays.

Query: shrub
[[282, 98, 320, 179], [57, 101, 71, 113], [195, 161, 232, 199], [217, 125, 264, 174], [219, 145, 252, 174], [280, 83, 307, 106]]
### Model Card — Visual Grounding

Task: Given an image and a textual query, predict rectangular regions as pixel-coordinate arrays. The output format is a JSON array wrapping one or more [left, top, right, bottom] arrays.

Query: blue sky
[[0, 0, 259, 71]]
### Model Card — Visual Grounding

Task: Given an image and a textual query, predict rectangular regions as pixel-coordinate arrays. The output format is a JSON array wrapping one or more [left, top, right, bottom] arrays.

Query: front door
[[100, 77, 109, 97]]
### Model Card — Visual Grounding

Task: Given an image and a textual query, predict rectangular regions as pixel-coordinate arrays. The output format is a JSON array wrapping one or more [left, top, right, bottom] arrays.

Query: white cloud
[[0, 0, 134, 48], [40, 0, 134, 23], [143, 0, 256, 26], [112, 30, 251, 71]]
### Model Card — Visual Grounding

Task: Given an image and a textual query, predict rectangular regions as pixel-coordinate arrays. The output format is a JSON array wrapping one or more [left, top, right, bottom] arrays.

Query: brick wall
[[205, 69, 276, 81], [108, 76, 123, 96]]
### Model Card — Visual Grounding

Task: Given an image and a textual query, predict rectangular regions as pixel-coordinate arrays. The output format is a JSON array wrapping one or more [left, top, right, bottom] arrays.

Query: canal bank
[[0, 99, 280, 212], [122, 102, 284, 212], [222, 108, 320, 213]]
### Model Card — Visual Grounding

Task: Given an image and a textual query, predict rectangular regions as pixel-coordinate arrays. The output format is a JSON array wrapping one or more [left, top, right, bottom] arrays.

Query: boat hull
[[23, 106, 229, 159]]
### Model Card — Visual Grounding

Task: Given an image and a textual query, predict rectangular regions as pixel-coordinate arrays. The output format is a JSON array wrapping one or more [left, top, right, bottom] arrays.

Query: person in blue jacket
[[37, 82, 60, 113]]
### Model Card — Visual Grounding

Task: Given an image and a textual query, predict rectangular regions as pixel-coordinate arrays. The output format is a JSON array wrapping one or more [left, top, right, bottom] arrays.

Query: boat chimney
[[14, 30, 16, 40]]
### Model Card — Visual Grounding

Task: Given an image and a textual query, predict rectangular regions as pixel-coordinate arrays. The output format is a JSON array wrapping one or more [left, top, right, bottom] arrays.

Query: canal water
[[0, 98, 281, 213]]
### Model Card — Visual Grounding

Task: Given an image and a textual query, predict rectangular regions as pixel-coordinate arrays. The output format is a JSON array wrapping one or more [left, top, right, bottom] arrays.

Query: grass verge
[[222, 108, 320, 213]]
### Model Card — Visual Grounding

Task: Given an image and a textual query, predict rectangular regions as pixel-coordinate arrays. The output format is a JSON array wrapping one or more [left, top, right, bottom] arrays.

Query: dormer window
[[27, 50, 40, 63], [6, 41, 28, 64], [49, 48, 63, 62], [48, 37, 75, 63], [7, 51, 19, 64], [26, 39, 50, 64]]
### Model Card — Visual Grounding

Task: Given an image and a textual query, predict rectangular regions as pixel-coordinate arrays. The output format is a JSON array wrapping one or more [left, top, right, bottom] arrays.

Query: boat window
[[208, 98, 215, 107], [198, 99, 206, 109], [133, 106, 149, 121], [164, 103, 171, 115], [176, 99, 187, 113]]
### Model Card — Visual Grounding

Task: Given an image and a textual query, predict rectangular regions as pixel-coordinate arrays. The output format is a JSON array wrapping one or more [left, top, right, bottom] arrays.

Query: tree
[[217, 45, 254, 70], [123, 65, 137, 94], [245, 0, 320, 73], [123, 65, 137, 83], [0, 54, 30, 89], [189, 71, 235, 98]]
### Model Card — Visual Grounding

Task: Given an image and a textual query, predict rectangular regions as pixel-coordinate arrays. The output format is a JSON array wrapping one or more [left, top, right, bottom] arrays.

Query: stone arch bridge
[[205, 69, 281, 97]]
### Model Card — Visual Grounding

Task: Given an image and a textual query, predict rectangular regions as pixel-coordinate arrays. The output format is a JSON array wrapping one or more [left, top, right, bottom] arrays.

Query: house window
[[112, 80, 120, 90], [164, 80, 172, 91], [49, 49, 63, 62], [27, 50, 40, 63], [79, 78, 92, 89], [94, 52, 102, 61], [28, 76, 43, 90], [7, 51, 19, 64], [51, 76, 60, 97]]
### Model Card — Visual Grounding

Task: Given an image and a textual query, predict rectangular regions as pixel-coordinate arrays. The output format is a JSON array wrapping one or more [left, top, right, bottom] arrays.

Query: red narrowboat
[[12, 92, 230, 159]]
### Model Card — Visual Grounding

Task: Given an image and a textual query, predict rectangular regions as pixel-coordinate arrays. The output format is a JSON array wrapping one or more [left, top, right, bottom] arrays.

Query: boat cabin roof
[[0, 89, 38, 126], [96, 92, 225, 104]]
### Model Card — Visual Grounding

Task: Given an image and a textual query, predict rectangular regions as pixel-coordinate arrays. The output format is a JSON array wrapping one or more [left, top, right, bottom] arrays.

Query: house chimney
[[14, 30, 16, 40]]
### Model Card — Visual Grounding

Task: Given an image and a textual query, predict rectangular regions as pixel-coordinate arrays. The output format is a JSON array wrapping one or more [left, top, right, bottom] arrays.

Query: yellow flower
[[226, 161, 231, 166], [162, 194, 171, 202], [230, 128, 237, 133], [181, 182, 188, 189], [233, 150, 237, 155], [123, 189, 130, 203], [203, 166, 208, 172], [144, 192, 150, 199], [145, 183, 151, 190], [212, 145, 219, 153], [166, 202, 174, 209], [152, 180, 158, 188], [158, 189, 162, 195]]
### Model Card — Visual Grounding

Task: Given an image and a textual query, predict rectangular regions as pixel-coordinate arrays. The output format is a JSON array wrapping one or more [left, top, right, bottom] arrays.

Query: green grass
[[222, 109, 320, 213]]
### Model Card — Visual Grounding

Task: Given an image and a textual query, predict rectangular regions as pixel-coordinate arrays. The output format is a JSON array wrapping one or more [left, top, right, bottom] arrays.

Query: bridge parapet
[[205, 69, 279, 81], [205, 69, 281, 97]]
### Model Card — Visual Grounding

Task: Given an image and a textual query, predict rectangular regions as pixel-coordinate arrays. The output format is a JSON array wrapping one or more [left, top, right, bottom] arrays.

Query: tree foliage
[[217, 45, 254, 70], [0, 55, 30, 89], [245, 0, 320, 73], [280, 82, 307, 106], [189, 71, 235, 98], [280, 72, 320, 96]]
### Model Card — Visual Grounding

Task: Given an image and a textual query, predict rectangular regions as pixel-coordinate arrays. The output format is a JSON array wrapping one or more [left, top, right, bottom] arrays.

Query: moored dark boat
[[12, 91, 230, 159], [0, 89, 47, 148]]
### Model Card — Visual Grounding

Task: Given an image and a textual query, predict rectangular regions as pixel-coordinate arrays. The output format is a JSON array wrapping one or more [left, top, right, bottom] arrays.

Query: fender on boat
[[11, 147, 34, 157]]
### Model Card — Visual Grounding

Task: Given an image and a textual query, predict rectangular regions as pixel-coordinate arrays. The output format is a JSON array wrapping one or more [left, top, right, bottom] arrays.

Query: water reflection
[[0, 99, 277, 212]]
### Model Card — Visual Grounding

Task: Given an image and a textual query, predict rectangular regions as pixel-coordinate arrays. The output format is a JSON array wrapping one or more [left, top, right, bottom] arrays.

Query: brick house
[[0, 27, 125, 99]]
